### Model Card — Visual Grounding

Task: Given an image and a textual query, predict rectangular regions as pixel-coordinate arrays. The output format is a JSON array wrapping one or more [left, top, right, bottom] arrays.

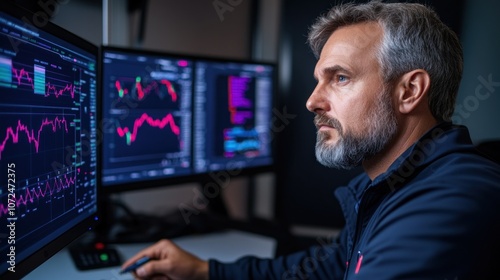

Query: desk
[[24, 230, 276, 280]]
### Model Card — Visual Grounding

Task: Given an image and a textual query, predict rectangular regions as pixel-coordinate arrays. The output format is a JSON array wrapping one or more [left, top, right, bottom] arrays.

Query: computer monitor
[[100, 47, 276, 192], [100, 46, 196, 192], [99, 47, 276, 241], [193, 59, 275, 175], [0, 2, 98, 279]]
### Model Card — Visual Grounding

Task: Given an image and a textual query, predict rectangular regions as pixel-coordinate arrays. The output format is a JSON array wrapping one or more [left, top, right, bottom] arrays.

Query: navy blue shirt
[[209, 123, 500, 279]]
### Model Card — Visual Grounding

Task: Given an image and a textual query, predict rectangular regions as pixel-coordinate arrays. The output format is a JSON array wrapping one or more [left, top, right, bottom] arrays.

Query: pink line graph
[[11, 65, 77, 98], [116, 112, 180, 145], [0, 116, 70, 160], [0, 174, 77, 218], [45, 82, 76, 98]]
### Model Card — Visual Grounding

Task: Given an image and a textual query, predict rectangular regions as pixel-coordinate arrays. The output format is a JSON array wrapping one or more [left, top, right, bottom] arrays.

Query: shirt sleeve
[[208, 228, 348, 280]]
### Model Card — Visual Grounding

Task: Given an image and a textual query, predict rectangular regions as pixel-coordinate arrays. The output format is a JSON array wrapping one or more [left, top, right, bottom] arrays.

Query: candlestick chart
[[100, 49, 193, 186], [112, 76, 181, 110], [104, 74, 188, 159]]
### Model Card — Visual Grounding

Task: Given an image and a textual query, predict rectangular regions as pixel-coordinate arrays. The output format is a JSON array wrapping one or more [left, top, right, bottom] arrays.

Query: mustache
[[314, 114, 343, 133]]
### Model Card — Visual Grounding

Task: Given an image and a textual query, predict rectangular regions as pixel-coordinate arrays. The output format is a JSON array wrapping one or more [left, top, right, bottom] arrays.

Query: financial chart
[[0, 11, 97, 266], [194, 61, 274, 173], [101, 49, 193, 186]]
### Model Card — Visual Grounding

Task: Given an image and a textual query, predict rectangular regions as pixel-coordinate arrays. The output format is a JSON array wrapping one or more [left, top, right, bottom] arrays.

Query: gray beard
[[314, 88, 397, 169]]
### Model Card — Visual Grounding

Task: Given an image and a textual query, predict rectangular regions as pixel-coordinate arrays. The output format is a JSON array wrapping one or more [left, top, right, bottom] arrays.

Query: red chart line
[[116, 112, 180, 145], [115, 78, 177, 102], [0, 116, 70, 160]]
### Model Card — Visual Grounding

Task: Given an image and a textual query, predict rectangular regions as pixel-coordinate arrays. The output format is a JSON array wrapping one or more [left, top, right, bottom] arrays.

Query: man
[[122, 1, 500, 279]]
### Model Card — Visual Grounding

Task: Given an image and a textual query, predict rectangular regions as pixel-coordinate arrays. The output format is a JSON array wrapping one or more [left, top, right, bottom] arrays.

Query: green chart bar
[[34, 64, 45, 95], [0, 56, 12, 87]]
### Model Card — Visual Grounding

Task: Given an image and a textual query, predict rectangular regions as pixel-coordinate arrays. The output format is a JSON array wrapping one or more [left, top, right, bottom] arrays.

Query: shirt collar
[[370, 122, 473, 190]]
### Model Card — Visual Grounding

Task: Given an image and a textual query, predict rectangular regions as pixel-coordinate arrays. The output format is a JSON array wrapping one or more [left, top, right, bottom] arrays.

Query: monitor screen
[[0, 3, 98, 279], [100, 47, 194, 190], [194, 60, 275, 174]]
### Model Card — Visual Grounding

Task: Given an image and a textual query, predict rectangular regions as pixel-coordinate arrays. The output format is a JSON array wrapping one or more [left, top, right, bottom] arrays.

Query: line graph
[[0, 116, 70, 160], [116, 112, 180, 146], [0, 13, 99, 266], [0, 173, 76, 218], [45, 82, 77, 99], [0, 57, 78, 98]]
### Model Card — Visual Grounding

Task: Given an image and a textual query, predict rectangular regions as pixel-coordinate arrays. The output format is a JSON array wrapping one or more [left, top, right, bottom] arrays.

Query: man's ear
[[394, 69, 430, 115]]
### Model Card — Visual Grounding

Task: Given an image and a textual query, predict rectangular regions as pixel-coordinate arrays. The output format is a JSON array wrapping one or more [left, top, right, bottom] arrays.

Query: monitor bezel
[[0, 2, 100, 279], [98, 45, 277, 195]]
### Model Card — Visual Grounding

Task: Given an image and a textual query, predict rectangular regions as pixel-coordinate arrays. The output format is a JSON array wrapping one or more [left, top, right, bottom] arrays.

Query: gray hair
[[308, 0, 463, 122]]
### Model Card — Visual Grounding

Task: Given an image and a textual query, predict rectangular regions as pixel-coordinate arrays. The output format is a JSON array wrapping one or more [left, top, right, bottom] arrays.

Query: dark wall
[[275, 0, 465, 230], [275, 0, 363, 230]]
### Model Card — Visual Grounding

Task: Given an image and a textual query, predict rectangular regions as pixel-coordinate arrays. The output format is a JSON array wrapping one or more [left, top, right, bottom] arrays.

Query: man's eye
[[337, 75, 348, 83]]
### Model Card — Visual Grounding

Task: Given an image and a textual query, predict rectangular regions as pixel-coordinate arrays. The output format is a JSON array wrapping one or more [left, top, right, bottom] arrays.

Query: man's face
[[306, 22, 398, 169]]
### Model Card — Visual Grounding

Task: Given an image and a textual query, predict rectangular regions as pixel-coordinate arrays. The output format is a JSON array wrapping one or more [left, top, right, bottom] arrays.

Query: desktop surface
[[25, 230, 276, 280]]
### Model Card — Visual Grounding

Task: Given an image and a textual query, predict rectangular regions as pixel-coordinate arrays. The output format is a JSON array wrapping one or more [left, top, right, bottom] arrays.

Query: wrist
[[197, 260, 209, 280]]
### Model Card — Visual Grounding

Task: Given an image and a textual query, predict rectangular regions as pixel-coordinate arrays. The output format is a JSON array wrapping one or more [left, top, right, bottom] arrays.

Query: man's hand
[[121, 239, 209, 280]]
